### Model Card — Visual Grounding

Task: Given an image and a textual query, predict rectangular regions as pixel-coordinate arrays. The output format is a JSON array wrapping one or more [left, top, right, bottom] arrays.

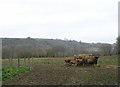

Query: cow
[[76, 54, 99, 66], [76, 58, 85, 66], [64, 59, 71, 63], [64, 58, 77, 65], [70, 59, 77, 64], [65, 54, 99, 66], [86, 56, 99, 66], [93, 56, 99, 65]]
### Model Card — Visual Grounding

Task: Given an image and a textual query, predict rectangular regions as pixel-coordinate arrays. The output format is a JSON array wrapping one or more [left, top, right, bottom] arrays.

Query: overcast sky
[[0, 0, 118, 44]]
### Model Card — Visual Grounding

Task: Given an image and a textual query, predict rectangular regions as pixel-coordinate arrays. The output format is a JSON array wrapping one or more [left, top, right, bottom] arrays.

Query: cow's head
[[95, 56, 99, 59]]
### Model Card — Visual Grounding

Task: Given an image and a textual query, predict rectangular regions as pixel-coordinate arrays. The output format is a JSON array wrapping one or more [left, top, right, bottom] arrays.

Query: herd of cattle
[[64, 54, 99, 66]]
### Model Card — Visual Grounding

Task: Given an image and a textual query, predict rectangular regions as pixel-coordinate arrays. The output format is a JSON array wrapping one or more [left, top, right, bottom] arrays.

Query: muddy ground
[[3, 65, 118, 85]]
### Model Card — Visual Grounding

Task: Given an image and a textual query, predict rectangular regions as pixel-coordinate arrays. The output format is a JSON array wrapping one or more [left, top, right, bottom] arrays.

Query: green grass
[[32, 56, 118, 66], [2, 58, 33, 67], [2, 67, 31, 82], [3, 56, 118, 67], [98, 56, 118, 66], [33, 59, 65, 66]]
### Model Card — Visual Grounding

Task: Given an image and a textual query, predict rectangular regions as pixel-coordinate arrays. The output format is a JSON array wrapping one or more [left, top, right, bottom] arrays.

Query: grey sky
[[0, 0, 118, 44]]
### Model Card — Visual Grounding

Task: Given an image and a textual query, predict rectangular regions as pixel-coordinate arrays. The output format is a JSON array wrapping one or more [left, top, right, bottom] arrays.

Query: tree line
[[2, 37, 118, 59]]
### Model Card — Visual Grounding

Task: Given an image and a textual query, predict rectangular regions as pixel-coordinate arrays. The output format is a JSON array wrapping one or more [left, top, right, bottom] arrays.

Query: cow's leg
[[84, 60, 88, 66]]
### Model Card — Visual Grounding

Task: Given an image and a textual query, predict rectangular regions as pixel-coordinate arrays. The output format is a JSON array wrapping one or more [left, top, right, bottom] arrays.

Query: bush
[[2, 67, 31, 82]]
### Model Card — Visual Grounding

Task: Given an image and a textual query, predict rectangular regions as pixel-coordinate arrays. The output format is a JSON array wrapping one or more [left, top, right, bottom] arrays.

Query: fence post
[[18, 58, 20, 68]]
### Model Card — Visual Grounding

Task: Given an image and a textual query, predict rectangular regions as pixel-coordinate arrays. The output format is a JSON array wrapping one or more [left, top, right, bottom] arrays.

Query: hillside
[[2, 38, 115, 58]]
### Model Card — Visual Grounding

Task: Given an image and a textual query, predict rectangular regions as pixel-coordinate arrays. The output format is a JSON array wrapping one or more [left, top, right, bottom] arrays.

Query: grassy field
[[2, 56, 119, 85], [3, 56, 118, 66], [98, 56, 118, 66]]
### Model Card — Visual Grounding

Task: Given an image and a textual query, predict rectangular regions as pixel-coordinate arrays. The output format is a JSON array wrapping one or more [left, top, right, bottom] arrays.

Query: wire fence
[[2, 58, 34, 70]]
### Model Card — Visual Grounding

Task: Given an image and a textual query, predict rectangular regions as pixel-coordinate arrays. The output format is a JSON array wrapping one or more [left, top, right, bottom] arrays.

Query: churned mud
[[3, 65, 118, 85]]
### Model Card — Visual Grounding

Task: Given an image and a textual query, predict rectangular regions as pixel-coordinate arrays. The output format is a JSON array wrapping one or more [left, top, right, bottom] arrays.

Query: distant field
[[2, 56, 118, 67], [98, 56, 118, 66], [2, 56, 118, 85]]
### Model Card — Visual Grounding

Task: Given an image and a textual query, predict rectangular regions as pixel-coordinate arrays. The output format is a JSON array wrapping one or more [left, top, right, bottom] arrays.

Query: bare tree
[[100, 44, 112, 56]]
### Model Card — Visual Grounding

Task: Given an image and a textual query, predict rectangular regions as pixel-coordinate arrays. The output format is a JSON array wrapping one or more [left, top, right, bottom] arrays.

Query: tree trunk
[[28, 58, 30, 70], [18, 58, 20, 68], [24, 58, 26, 67]]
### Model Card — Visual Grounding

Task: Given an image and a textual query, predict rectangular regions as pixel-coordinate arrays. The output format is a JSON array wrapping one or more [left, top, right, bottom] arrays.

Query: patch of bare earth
[[105, 65, 120, 69], [3, 65, 118, 85]]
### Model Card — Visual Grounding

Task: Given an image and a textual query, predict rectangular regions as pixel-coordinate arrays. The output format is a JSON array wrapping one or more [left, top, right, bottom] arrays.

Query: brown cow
[[86, 56, 99, 66], [65, 54, 99, 66], [64, 59, 71, 63], [70, 59, 77, 64], [76, 58, 85, 66], [64, 58, 77, 65], [77, 54, 99, 66]]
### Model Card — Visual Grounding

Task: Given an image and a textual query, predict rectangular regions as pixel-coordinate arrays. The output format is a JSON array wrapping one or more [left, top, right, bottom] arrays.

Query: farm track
[[3, 65, 118, 85]]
